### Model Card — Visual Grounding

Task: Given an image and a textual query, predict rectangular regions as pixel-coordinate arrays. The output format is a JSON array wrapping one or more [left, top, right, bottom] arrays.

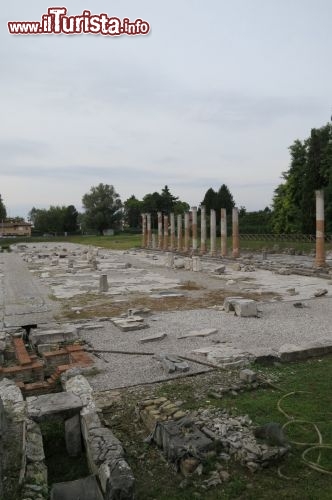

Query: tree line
[[2, 121, 331, 236], [272, 123, 332, 234]]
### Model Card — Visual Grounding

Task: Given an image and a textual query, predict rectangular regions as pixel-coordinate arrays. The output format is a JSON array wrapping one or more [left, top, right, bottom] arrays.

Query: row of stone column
[[143, 189, 326, 266], [141, 207, 240, 258]]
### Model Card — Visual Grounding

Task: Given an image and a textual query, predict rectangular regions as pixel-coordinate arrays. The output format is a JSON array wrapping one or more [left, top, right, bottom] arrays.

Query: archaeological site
[[0, 197, 332, 499]]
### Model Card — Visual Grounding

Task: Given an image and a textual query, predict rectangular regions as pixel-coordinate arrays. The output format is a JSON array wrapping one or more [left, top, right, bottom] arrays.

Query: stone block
[[50, 475, 104, 500], [214, 265, 226, 274], [184, 258, 193, 271], [27, 392, 83, 421], [223, 297, 243, 312], [165, 253, 174, 268], [239, 369, 257, 383], [154, 353, 189, 374], [99, 274, 109, 293], [279, 341, 332, 362], [178, 328, 217, 339], [30, 329, 78, 346], [139, 333, 167, 343], [65, 414, 82, 457], [192, 256, 202, 272], [233, 299, 258, 317]]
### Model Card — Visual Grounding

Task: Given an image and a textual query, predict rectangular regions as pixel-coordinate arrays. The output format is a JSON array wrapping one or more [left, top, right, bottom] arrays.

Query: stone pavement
[[1, 243, 332, 391], [0, 252, 58, 329]]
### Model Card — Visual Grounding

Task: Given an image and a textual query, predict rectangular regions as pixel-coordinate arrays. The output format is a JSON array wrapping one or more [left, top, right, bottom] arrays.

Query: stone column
[[220, 208, 227, 257], [157, 211, 163, 250], [191, 206, 198, 254], [163, 215, 169, 251], [170, 213, 175, 251], [184, 212, 190, 253], [141, 214, 147, 248], [315, 189, 325, 267], [177, 214, 182, 252], [232, 207, 240, 258], [210, 209, 216, 256], [200, 205, 207, 254], [146, 213, 152, 248], [99, 274, 108, 292]]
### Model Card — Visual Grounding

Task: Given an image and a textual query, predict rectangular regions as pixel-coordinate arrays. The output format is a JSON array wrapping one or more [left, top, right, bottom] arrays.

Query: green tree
[[124, 195, 143, 229], [216, 184, 235, 214], [201, 184, 235, 226], [201, 188, 218, 212], [173, 200, 190, 215], [0, 194, 6, 220], [63, 205, 79, 233], [82, 183, 122, 235], [159, 185, 178, 213], [29, 206, 69, 234]]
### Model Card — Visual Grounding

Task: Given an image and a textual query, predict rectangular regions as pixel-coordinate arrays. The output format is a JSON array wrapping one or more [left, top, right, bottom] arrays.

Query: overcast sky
[[1, 1, 332, 218]]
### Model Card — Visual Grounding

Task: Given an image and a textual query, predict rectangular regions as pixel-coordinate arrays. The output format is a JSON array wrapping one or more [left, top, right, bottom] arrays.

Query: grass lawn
[[1, 233, 332, 253], [106, 356, 332, 500]]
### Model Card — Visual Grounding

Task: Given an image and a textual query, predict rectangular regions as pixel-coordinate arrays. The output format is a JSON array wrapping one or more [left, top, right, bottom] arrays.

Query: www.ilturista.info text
[[8, 8, 150, 36]]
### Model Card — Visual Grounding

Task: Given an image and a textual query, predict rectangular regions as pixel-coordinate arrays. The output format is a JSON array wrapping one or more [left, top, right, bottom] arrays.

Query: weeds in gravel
[[101, 356, 332, 500]]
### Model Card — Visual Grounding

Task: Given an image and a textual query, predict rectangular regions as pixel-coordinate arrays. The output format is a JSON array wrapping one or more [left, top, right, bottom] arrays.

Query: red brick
[[13, 338, 32, 366]]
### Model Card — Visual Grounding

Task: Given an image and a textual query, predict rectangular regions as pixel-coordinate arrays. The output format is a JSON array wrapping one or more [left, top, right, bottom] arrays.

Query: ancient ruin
[[0, 198, 332, 498]]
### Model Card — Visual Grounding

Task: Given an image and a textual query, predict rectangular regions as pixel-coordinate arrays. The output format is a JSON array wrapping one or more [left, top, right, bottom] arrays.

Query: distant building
[[103, 229, 114, 236], [0, 221, 32, 237]]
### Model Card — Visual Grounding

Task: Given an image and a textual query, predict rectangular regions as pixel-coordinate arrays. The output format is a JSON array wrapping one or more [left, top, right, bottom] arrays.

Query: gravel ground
[[3, 242, 332, 391], [79, 297, 332, 390]]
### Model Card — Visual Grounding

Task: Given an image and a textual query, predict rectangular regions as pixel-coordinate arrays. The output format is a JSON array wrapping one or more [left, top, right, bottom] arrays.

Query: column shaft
[[232, 207, 240, 258], [210, 209, 216, 256], [220, 208, 227, 257], [315, 189, 325, 267]]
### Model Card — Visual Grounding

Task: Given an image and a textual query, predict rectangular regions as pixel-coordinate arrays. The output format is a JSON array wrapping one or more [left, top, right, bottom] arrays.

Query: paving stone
[[139, 333, 167, 343], [178, 328, 217, 339]]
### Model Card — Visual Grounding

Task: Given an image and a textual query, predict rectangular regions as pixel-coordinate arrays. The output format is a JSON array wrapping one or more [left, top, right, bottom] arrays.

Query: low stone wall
[[64, 374, 135, 500], [0, 378, 48, 500]]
